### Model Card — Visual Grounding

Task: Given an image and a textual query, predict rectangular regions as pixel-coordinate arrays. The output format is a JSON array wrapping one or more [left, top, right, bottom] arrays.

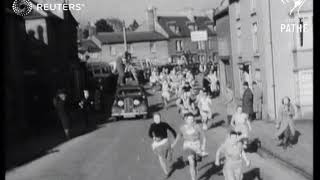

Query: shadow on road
[[243, 168, 263, 180], [198, 161, 224, 180], [167, 156, 187, 178]]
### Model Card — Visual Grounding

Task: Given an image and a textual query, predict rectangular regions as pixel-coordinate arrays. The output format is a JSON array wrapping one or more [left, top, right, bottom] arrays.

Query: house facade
[[5, 1, 84, 145], [220, 0, 313, 120], [136, 7, 218, 64]]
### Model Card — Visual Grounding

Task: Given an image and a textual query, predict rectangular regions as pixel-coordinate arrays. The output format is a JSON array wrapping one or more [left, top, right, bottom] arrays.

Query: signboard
[[191, 31, 208, 42]]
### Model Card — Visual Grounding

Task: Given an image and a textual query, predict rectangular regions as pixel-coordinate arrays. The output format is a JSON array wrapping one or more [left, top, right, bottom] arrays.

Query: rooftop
[[95, 31, 168, 45]]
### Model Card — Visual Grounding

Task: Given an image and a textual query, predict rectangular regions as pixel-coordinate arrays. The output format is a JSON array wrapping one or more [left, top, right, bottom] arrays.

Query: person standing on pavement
[[78, 90, 94, 132], [274, 96, 296, 149], [224, 84, 236, 125], [171, 113, 208, 180], [242, 82, 254, 121], [161, 79, 171, 110], [148, 113, 177, 178], [53, 89, 70, 139], [215, 130, 250, 180], [252, 81, 263, 120]]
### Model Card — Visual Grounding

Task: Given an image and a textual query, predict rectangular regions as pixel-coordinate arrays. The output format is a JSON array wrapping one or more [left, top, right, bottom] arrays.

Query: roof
[[95, 31, 168, 45], [157, 16, 216, 38], [79, 39, 101, 53]]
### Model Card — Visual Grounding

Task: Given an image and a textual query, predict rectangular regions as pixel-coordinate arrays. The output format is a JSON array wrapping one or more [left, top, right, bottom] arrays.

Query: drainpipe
[[267, 0, 277, 120]]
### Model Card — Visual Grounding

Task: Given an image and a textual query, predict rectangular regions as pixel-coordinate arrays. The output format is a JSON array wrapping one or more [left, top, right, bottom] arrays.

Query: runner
[[215, 130, 250, 180], [149, 68, 159, 93], [230, 106, 252, 149], [198, 90, 213, 130], [176, 88, 193, 116], [161, 79, 171, 110], [171, 113, 208, 180], [148, 113, 177, 178]]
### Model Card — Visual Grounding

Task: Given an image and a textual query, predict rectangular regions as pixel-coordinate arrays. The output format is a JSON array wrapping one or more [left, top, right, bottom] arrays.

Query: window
[[150, 42, 156, 53], [208, 24, 214, 32], [169, 24, 175, 32], [188, 24, 195, 31], [237, 27, 242, 55], [250, 0, 256, 13], [175, 26, 181, 34], [197, 41, 205, 50], [235, 3, 240, 20], [176, 40, 183, 52], [252, 22, 258, 53]]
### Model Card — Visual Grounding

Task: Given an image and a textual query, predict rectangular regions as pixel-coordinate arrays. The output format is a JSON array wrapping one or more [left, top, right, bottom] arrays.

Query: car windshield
[[118, 89, 142, 96]]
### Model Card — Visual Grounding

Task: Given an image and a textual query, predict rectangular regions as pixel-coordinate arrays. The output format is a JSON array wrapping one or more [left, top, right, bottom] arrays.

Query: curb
[[218, 124, 313, 180], [256, 145, 313, 180]]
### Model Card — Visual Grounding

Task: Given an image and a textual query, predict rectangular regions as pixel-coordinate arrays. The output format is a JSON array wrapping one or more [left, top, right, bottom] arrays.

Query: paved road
[[6, 88, 308, 180]]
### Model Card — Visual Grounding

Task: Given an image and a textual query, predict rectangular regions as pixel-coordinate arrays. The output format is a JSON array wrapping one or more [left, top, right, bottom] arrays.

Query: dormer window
[[188, 24, 196, 31], [169, 24, 176, 33]]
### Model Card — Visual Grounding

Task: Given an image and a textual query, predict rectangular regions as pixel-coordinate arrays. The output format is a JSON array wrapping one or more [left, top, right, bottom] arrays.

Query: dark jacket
[[242, 88, 254, 114]]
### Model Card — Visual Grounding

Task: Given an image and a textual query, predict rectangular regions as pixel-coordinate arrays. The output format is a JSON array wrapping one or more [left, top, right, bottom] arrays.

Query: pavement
[[207, 90, 313, 179], [5, 86, 310, 180]]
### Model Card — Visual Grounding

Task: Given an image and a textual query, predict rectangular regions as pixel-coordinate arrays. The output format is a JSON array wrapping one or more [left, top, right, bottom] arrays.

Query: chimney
[[146, 6, 157, 31], [88, 22, 96, 37], [185, 8, 195, 22]]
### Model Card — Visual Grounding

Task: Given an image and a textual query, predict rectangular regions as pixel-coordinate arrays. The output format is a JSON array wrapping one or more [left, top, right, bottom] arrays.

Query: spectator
[[53, 89, 70, 139], [114, 54, 126, 86], [78, 90, 94, 131], [242, 82, 254, 121], [252, 81, 263, 120], [274, 96, 296, 149]]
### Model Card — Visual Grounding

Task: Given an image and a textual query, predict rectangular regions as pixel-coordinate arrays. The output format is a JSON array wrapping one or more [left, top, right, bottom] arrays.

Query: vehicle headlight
[[133, 99, 140, 105], [118, 100, 124, 107]]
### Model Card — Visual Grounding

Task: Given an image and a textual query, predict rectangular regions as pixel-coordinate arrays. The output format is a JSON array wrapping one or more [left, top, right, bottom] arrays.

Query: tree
[[95, 19, 114, 33], [128, 19, 139, 31], [106, 18, 124, 32]]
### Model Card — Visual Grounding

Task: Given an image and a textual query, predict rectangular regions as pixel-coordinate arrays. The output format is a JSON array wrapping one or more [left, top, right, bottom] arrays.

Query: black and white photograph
[[4, 0, 313, 180]]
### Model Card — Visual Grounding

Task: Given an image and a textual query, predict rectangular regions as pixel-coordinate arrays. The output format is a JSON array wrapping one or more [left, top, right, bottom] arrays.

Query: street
[[6, 87, 308, 180]]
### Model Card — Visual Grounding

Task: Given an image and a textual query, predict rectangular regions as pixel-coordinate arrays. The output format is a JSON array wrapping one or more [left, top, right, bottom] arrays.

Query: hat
[[243, 82, 249, 86], [252, 81, 257, 85]]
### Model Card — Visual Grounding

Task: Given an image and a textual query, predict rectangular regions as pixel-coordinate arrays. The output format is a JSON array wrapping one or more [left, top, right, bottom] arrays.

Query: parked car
[[111, 85, 148, 120]]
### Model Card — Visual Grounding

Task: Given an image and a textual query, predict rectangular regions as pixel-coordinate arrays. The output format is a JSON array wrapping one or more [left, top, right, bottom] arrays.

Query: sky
[[69, 0, 221, 26]]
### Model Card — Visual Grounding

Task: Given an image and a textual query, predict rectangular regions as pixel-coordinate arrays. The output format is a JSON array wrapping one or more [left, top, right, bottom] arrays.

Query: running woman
[[148, 113, 177, 178], [171, 113, 208, 180], [161, 79, 171, 109], [198, 90, 213, 130], [230, 106, 252, 149], [215, 131, 250, 180]]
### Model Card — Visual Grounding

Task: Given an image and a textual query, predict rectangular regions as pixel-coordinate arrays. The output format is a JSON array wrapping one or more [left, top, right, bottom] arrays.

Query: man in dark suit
[[78, 90, 94, 131], [242, 82, 254, 121]]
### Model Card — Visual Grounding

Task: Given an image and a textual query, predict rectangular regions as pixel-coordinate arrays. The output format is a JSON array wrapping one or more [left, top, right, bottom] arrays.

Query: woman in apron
[[215, 131, 251, 180]]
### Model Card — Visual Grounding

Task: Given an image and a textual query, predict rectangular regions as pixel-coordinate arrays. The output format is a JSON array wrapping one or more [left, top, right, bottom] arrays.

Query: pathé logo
[[281, 0, 307, 17]]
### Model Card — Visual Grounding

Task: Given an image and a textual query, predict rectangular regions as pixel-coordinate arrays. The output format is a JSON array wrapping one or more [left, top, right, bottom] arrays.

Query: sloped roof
[[194, 16, 215, 36], [157, 16, 191, 38], [95, 31, 168, 44], [79, 39, 101, 53], [157, 16, 216, 38]]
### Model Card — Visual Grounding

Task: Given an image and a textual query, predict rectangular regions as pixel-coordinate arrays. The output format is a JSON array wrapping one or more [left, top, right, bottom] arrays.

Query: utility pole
[[268, 0, 277, 120], [123, 20, 127, 51]]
